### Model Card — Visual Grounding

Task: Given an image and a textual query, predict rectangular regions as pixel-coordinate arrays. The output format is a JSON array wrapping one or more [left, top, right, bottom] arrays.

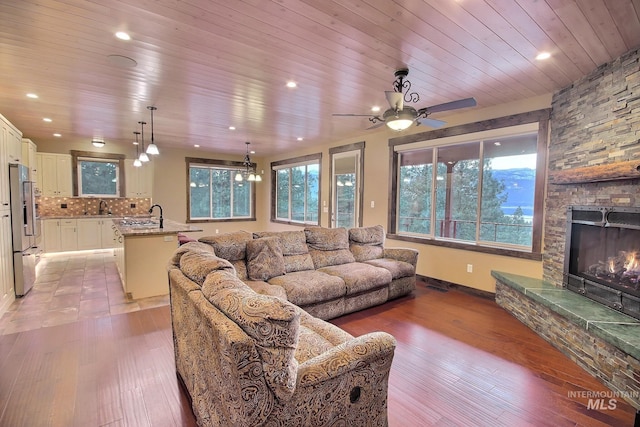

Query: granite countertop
[[41, 214, 148, 219], [114, 218, 202, 236]]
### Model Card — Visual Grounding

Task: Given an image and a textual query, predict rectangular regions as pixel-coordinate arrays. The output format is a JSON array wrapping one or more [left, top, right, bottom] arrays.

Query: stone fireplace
[[495, 47, 640, 413], [564, 206, 640, 320]]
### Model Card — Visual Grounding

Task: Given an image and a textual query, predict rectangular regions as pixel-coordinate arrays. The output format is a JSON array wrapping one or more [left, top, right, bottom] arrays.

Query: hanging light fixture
[[146, 106, 159, 155], [235, 142, 260, 182], [138, 121, 150, 162], [133, 131, 142, 167]]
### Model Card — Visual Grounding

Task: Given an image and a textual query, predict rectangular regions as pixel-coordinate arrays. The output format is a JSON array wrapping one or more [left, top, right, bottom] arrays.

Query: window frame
[[388, 110, 549, 260], [186, 157, 256, 223], [71, 150, 125, 198], [270, 153, 322, 226]]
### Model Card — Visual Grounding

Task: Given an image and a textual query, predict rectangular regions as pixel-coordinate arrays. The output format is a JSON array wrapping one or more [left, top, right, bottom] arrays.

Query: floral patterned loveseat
[[168, 241, 397, 427]]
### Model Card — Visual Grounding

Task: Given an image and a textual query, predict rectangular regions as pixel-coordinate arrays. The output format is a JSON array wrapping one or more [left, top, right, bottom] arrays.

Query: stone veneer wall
[[544, 48, 640, 285], [496, 282, 640, 409]]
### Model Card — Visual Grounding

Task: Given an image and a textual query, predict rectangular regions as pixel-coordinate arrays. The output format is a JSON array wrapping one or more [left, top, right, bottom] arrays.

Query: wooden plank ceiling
[[0, 0, 638, 156]]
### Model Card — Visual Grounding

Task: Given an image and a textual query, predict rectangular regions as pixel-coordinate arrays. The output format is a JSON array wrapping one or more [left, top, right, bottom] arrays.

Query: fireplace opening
[[564, 206, 640, 320]]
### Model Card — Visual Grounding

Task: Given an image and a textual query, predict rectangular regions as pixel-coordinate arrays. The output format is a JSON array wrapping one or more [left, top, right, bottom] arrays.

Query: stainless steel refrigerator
[[9, 163, 39, 297]]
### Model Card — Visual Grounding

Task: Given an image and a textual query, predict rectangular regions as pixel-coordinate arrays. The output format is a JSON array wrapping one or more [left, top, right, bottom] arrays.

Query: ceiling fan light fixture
[[384, 107, 416, 131]]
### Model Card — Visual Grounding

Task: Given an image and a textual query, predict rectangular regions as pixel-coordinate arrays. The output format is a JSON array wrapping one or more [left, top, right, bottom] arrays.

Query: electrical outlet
[[370, 200, 375, 208], [466, 264, 473, 273], [215, 229, 219, 234]]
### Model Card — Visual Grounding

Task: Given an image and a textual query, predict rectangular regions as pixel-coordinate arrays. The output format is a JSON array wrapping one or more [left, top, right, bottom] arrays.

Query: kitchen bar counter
[[113, 218, 201, 300]]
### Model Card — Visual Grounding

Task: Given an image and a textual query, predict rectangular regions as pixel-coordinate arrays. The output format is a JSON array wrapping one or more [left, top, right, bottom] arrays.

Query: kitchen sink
[[119, 218, 159, 228]]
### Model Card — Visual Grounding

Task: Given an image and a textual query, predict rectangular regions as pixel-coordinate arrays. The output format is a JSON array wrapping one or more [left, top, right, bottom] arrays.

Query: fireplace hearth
[[564, 206, 640, 320]]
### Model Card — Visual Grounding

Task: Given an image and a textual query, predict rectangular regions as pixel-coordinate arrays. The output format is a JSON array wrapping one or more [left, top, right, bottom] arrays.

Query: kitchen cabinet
[[22, 138, 38, 180], [44, 218, 77, 252], [1, 114, 23, 165], [0, 213, 14, 314], [38, 153, 72, 197], [77, 218, 117, 249], [125, 159, 153, 197]]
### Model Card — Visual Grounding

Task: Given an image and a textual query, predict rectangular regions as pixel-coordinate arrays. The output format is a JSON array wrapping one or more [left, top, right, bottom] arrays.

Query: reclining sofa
[[198, 225, 418, 320]]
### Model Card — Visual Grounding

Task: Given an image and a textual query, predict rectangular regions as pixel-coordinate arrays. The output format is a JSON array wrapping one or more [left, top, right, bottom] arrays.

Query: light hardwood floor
[[0, 253, 636, 426]]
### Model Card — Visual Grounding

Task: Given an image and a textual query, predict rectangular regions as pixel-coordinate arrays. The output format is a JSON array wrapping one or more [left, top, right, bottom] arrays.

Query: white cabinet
[[44, 219, 77, 252], [77, 218, 116, 249], [22, 138, 37, 180], [0, 212, 15, 313], [125, 160, 153, 197], [38, 153, 72, 197], [2, 115, 23, 165]]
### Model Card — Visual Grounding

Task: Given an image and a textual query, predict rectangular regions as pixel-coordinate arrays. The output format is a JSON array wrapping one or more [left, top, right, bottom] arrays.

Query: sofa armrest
[[383, 247, 419, 267], [296, 331, 395, 386]]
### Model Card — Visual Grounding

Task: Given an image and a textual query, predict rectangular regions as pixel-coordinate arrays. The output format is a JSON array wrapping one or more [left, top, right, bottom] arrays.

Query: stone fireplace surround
[[495, 46, 640, 412]]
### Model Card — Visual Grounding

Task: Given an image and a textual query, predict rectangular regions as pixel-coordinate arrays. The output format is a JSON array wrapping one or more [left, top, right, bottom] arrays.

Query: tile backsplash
[[38, 197, 152, 217]]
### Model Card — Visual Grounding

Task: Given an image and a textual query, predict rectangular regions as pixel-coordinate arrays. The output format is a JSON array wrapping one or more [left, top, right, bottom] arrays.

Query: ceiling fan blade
[[332, 113, 374, 117], [385, 91, 403, 111], [421, 97, 477, 114], [417, 117, 447, 128], [366, 121, 386, 130]]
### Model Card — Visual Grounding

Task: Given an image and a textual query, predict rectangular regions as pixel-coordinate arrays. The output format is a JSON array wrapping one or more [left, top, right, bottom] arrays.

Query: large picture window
[[71, 150, 125, 197], [187, 158, 255, 222], [390, 111, 549, 256], [271, 154, 321, 225]]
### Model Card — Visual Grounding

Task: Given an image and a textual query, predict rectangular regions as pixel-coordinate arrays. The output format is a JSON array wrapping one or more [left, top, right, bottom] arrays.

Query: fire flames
[[588, 249, 640, 288]]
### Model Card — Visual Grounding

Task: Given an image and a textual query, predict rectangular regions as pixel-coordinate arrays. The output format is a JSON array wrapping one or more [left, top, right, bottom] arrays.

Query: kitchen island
[[114, 218, 201, 299]]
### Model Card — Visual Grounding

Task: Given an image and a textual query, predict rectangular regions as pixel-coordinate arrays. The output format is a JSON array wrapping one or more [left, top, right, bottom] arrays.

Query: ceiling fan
[[333, 68, 477, 131]]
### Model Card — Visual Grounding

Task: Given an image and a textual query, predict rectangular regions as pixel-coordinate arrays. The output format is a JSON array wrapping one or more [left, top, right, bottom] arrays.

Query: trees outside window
[[271, 154, 321, 225], [187, 158, 254, 221], [78, 158, 119, 197], [397, 131, 538, 250]]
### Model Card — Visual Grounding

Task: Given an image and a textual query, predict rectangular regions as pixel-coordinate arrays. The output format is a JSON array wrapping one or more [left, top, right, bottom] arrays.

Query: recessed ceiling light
[[286, 81, 297, 88], [115, 31, 131, 41], [229, 126, 236, 130], [250, 150, 255, 154], [297, 137, 303, 141], [536, 51, 551, 60], [26, 93, 38, 99], [194, 144, 200, 148], [43, 118, 52, 122], [371, 106, 381, 112], [53, 133, 61, 137]]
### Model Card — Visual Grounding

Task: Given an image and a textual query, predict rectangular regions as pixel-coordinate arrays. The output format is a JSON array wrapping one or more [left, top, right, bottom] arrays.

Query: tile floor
[[0, 250, 169, 335]]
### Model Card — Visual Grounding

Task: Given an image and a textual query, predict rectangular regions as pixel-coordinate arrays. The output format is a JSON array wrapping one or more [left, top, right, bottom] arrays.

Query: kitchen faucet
[[149, 204, 164, 228], [98, 199, 110, 215]]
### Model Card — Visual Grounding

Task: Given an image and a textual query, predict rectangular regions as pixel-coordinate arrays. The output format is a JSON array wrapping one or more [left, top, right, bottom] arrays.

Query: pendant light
[[138, 121, 150, 162], [146, 106, 160, 155], [133, 131, 142, 167], [235, 142, 260, 182]]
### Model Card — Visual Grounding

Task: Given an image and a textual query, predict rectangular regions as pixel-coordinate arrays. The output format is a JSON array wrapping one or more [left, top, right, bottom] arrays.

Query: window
[[390, 111, 549, 255], [71, 150, 125, 197], [186, 157, 255, 222], [271, 153, 321, 225]]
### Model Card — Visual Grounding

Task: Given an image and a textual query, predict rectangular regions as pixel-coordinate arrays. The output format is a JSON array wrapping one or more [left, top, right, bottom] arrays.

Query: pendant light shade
[[146, 106, 160, 155], [138, 121, 150, 162], [133, 131, 142, 167]]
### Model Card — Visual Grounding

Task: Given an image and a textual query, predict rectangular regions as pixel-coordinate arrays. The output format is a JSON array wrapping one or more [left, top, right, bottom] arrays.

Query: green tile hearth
[[492, 271, 640, 360]]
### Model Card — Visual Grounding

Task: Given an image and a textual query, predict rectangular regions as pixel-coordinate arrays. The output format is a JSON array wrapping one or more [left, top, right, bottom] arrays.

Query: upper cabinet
[[125, 159, 153, 198], [1, 115, 22, 165], [38, 153, 72, 197], [22, 138, 37, 180]]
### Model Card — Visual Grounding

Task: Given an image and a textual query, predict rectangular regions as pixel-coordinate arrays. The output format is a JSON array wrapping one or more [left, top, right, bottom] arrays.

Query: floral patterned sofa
[[197, 225, 418, 320], [168, 241, 397, 426]]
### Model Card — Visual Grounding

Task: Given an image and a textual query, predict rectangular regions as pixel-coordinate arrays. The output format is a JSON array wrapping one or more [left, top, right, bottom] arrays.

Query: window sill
[[386, 233, 543, 261]]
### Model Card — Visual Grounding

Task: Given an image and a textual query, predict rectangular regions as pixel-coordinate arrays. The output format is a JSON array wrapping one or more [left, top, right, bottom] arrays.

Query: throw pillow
[[246, 237, 287, 281]]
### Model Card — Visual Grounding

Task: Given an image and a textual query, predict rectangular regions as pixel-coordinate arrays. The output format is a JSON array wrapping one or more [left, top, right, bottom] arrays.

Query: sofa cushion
[[349, 225, 384, 262], [246, 237, 287, 281], [318, 262, 392, 295], [305, 227, 355, 268], [268, 270, 345, 306], [202, 270, 300, 402], [253, 231, 314, 273], [365, 258, 415, 279], [179, 251, 236, 286], [199, 231, 252, 261]]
